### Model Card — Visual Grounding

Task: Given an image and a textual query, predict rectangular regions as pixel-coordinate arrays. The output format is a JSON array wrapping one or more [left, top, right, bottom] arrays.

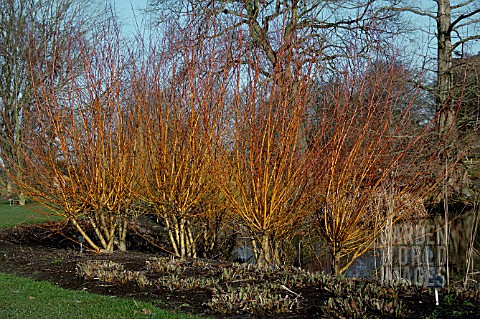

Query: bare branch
[[452, 34, 480, 50], [449, 7, 480, 31]]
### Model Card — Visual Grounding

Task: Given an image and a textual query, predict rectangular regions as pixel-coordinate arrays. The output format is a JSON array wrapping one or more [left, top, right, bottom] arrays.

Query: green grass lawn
[[0, 272, 208, 319], [0, 200, 60, 228], [0, 202, 211, 319]]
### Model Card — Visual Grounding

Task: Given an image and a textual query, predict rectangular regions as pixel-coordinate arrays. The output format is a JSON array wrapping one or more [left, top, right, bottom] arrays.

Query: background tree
[[452, 54, 480, 199], [0, 0, 90, 204], [434, 0, 479, 136], [148, 0, 403, 79], [388, 0, 480, 201]]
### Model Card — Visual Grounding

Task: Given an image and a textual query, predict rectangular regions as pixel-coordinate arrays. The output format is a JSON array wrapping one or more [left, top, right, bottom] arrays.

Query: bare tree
[[0, 0, 91, 203], [386, 1, 480, 200], [452, 55, 480, 199], [418, 0, 479, 137], [148, 0, 403, 79]]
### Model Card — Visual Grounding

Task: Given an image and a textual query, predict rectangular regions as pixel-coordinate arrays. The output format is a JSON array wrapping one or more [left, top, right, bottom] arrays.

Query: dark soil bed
[[0, 222, 479, 319]]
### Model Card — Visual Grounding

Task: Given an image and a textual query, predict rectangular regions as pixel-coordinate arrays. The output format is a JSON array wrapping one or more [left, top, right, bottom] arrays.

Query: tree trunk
[[437, 0, 461, 200], [18, 192, 26, 206], [256, 234, 270, 268], [6, 178, 13, 197], [437, 0, 455, 137], [185, 219, 197, 258], [164, 212, 197, 258], [117, 219, 128, 252], [255, 232, 280, 268], [331, 242, 343, 276], [332, 251, 342, 276], [89, 214, 108, 250]]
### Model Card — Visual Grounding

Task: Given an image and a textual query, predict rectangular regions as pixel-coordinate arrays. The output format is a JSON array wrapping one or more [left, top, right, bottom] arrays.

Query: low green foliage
[[0, 272, 208, 319], [443, 293, 454, 305]]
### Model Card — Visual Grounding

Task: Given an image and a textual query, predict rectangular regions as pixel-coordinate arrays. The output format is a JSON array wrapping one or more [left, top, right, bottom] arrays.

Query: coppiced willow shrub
[[134, 20, 235, 259], [213, 39, 325, 267], [13, 20, 139, 253], [309, 53, 439, 275]]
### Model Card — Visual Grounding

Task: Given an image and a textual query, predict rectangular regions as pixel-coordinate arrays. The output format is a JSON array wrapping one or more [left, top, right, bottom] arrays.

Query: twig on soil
[[280, 284, 302, 298]]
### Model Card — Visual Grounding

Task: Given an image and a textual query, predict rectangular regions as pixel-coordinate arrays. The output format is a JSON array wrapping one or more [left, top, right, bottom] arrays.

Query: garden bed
[[0, 222, 479, 318]]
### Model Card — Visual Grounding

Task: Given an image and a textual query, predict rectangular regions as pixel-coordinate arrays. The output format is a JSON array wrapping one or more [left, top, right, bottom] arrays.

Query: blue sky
[[112, 0, 149, 18], [111, 0, 150, 35], [108, 1, 479, 57]]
